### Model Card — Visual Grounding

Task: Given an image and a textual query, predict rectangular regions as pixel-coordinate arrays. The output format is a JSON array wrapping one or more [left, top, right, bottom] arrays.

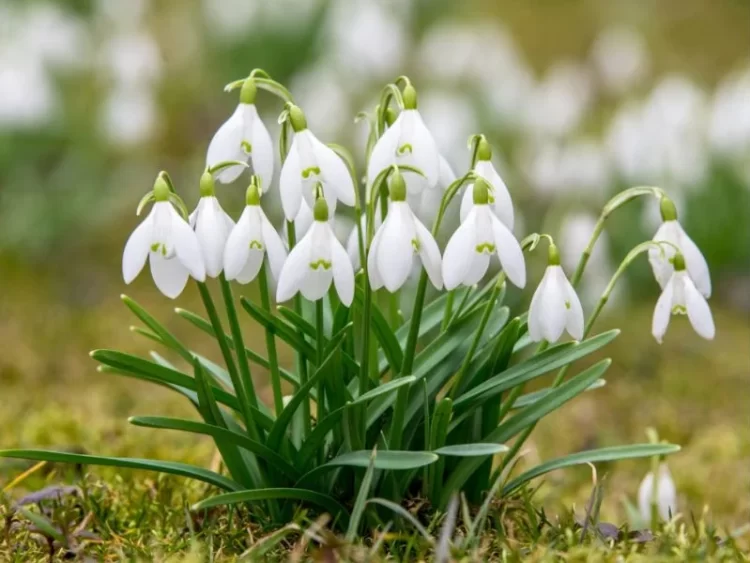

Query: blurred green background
[[1, 0, 749, 531]]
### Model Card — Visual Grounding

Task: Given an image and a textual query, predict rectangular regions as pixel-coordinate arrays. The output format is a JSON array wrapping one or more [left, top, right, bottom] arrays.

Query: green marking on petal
[[488, 193, 495, 204], [475, 243, 496, 254], [241, 140, 252, 154], [671, 305, 687, 315], [411, 238, 421, 252], [301, 166, 321, 179], [397, 143, 413, 155], [565, 300, 571, 310], [309, 259, 332, 270], [150, 243, 160, 252], [249, 240, 263, 250]]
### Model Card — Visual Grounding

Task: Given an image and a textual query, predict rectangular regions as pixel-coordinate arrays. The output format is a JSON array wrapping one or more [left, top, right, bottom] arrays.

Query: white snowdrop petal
[[331, 238, 355, 306], [171, 208, 206, 281], [651, 275, 675, 343], [367, 223, 386, 290], [475, 160, 514, 230], [312, 135, 356, 207], [246, 106, 275, 193], [442, 214, 476, 290], [377, 204, 416, 292], [195, 198, 229, 278], [276, 233, 311, 302], [490, 214, 526, 288], [150, 253, 190, 299], [464, 253, 491, 287], [367, 115, 402, 187], [684, 275, 715, 340], [676, 223, 711, 298], [539, 270, 567, 342], [279, 136, 303, 220], [346, 225, 361, 271], [649, 222, 679, 290], [406, 110, 440, 187], [560, 269, 585, 340], [122, 212, 153, 283], [207, 105, 247, 184], [527, 269, 551, 342], [223, 208, 252, 281], [300, 268, 333, 301], [459, 186, 474, 223], [260, 211, 288, 282], [235, 250, 264, 284], [413, 215, 443, 289]]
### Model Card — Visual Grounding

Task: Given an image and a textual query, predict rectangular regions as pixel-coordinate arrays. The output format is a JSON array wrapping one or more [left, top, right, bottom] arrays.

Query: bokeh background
[[1, 0, 749, 531]]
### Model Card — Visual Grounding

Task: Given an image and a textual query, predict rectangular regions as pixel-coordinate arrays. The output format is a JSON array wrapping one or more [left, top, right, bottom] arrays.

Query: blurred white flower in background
[[201, 0, 261, 41], [101, 85, 158, 147], [590, 26, 650, 95], [289, 64, 352, 139], [557, 139, 611, 199], [523, 61, 594, 139], [18, 2, 89, 71], [418, 90, 479, 172], [326, 0, 408, 80], [101, 32, 162, 87], [0, 56, 56, 128], [708, 65, 750, 161], [95, 0, 148, 28]]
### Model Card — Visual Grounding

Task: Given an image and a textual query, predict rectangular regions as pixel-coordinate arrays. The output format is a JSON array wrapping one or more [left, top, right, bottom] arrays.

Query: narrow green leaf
[[365, 498, 432, 542], [354, 376, 416, 404], [277, 306, 317, 340], [129, 416, 300, 482], [454, 330, 619, 413], [353, 286, 403, 372], [511, 379, 606, 410], [441, 359, 612, 506], [122, 295, 192, 362], [240, 297, 316, 359], [294, 406, 347, 471], [192, 488, 350, 526], [502, 443, 681, 496], [346, 448, 377, 541], [434, 444, 509, 457], [16, 508, 65, 542], [0, 450, 241, 491]]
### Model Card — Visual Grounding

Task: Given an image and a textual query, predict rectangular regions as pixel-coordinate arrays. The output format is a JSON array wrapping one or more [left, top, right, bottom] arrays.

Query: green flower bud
[[289, 104, 307, 132], [473, 178, 490, 205], [548, 243, 561, 266], [153, 175, 171, 202], [313, 194, 329, 221], [477, 137, 492, 161], [403, 84, 417, 110], [659, 196, 678, 222], [199, 171, 216, 198], [240, 78, 257, 105], [389, 168, 407, 201], [246, 180, 261, 206], [672, 251, 686, 271], [384, 107, 398, 127]]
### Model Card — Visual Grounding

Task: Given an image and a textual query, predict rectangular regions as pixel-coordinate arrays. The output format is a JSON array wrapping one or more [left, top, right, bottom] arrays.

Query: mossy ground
[[1, 271, 748, 560]]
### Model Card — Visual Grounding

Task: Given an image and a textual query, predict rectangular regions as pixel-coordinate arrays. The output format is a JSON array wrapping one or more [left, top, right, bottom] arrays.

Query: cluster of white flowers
[[122, 77, 716, 345]]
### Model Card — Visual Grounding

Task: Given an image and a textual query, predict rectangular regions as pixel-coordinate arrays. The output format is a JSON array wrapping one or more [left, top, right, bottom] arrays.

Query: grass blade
[[346, 448, 377, 541], [366, 498, 432, 542]]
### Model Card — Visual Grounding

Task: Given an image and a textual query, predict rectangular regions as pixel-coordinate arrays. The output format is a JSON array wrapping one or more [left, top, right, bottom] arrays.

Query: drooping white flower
[[277, 197, 354, 305], [224, 182, 287, 284], [122, 176, 205, 299], [651, 253, 715, 344], [279, 104, 355, 221], [460, 138, 514, 229], [408, 154, 456, 225], [528, 244, 584, 343], [649, 197, 711, 298], [442, 179, 525, 290], [366, 85, 440, 195], [638, 463, 677, 523], [206, 79, 274, 189], [368, 172, 443, 292], [188, 172, 235, 278]]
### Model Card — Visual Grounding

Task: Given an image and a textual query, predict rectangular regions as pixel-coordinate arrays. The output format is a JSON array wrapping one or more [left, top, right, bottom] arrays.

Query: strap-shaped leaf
[[454, 330, 619, 413], [129, 416, 300, 482], [434, 444, 509, 457], [353, 285, 403, 373], [277, 306, 317, 340], [346, 448, 377, 541], [511, 379, 606, 410], [240, 297, 316, 359], [440, 358, 611, 506], [502, 443, 681, 496], [0, 450, 241, 491], [122, 295, 192, 362], [192, 488, 350, 526]]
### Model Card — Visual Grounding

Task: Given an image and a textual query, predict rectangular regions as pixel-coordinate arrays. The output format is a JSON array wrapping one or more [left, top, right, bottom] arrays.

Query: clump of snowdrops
[[1, 70, 714, 533]]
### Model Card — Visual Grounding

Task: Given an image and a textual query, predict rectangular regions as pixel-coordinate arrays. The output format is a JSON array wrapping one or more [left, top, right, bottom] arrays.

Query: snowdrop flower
[[189, 171, 235, 278], [224, 180, 287, 284], [279, 104, 355, 220], [277, 196, 354, 305], [652, 252, 715, 344], [122, 174, 205, 298], [528, 244, 584, 343], [460, 138, 514, 229], [648, 197, 711, 298], [206, 79, 274, 188], [368, 170, 443, 292], [367, 85, 440, 195], [443, 179, 525, 290], [638, 463, 677, 523]]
